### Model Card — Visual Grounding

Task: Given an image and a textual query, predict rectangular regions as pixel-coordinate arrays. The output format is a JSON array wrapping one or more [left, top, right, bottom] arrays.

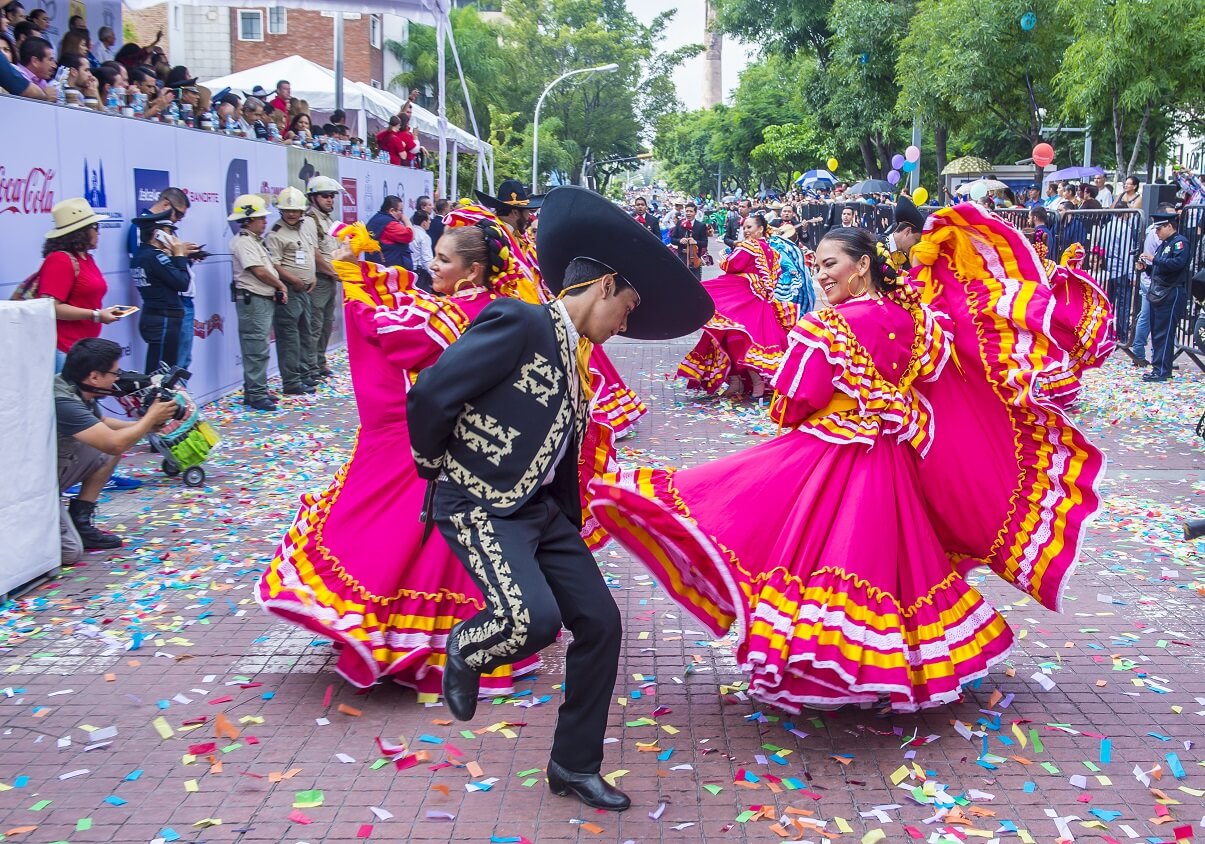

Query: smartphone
[[110, 306, 140, 318], [153, 229, 173, 247]]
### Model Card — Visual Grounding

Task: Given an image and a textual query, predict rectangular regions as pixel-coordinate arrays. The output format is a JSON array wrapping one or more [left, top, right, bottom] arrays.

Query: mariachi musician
[[671, 201, 709, 281]]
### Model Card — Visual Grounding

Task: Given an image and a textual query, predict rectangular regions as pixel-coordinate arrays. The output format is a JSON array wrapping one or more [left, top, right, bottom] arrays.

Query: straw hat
[[45, 198, 104, 240]]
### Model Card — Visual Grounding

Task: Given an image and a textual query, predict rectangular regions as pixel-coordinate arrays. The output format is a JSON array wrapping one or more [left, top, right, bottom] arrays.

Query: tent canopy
[[199, 56, 488, 156], [125, 0, 448, 17]]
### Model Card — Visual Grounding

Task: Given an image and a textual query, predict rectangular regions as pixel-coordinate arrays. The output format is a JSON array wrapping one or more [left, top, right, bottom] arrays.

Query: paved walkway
[[1, 328, 1203, 843]]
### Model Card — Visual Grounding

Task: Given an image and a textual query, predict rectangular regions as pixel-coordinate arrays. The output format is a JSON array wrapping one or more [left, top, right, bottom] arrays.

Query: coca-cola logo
[[0, 166, 56, 216], [195, 314, 225, 339]]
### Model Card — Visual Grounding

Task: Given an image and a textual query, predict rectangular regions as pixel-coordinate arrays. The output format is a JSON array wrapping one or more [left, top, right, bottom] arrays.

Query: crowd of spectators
[[0, 7, 428, 165]]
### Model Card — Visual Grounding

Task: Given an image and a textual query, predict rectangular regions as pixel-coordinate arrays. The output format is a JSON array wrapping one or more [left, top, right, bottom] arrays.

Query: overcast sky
[[626, 0, 756, 111]]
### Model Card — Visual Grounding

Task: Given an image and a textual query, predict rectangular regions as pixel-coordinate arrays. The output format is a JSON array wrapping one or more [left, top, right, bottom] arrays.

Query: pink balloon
[[905, 145, 921, 163]]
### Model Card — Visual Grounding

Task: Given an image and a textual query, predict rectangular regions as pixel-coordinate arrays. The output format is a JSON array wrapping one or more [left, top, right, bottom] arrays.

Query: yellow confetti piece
[[889, 766, 910, 786], [184, 779, 199, 793], [862, 830, 887, 844], [500, 729, 518, 739], [601, 769, 629, 786], [1179, 786, 1205, 797], [1097, 775, 1112, 786], [193, 818, 221, 828], [835, 817, 853, 833], [661, 725, 679, 735], [617, 698, 627, 707], [1019, 831, 1036, 844], [1012, 723, 1027, 748], [638, 631, 649, 639], [152, 717, 174, 740], [238, 715, 265, 725], [416, 693, 439, 705]]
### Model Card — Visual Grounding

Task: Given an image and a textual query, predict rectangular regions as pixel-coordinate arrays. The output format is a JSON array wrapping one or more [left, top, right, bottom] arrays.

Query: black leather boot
[[442, 621, 481, 721], [547, 759, 631, 811], [68, 499, 123, 551]]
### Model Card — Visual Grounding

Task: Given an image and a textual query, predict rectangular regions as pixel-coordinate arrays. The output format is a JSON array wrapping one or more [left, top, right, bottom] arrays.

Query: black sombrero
[[885, 195, 926, 234], [474, 178, 544, 211], [537, 185, 714, 341]]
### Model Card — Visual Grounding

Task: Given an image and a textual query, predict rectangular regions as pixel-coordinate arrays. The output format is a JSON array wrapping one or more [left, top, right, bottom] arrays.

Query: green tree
[[712, 0, 834, 60], [895, 0, 1070, 162], [386, 7, 517, 139], [1054, 0, 1205, 178]]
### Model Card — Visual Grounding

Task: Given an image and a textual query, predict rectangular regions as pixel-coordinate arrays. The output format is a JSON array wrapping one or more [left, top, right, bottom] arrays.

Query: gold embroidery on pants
[[451, 506, 530, 670]]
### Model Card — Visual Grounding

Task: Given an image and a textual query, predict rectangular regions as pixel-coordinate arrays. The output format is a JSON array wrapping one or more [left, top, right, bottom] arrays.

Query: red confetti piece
[[287, 809, 312, 825], [356, 824, 373, 838]]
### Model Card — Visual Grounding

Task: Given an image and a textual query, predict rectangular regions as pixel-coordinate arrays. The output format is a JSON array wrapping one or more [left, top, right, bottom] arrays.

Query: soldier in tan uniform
[[267, 186, 319, 395], [229, 194, 289, 411], [304, 176, 341, 380]]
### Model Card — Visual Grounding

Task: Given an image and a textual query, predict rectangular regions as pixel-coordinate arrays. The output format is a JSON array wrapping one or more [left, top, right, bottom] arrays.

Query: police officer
[[229, 194, 289, 411], [131, 211, 196, 373], [1140, 211, 1191, 383], [267, 187, 319, 395], [305, 176, 341, 380]]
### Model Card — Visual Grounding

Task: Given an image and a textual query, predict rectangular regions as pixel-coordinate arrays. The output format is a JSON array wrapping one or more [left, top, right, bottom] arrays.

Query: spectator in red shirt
[[376, 104, 425, 167], [36, 198, 125, 371], [269, 78, 290, 113]]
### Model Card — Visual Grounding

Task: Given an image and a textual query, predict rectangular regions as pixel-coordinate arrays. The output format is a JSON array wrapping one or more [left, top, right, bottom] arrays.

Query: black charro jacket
[[407, 297, 588, 524]]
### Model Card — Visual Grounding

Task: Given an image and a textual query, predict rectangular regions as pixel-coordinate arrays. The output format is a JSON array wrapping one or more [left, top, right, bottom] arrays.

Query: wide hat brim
[[473, 189, 544, 211], [537, 185, 714, 341], [46, 209, 105, 239]]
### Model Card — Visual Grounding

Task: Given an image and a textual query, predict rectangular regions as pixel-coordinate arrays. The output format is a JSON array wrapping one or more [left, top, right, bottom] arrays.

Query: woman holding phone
[[36, 199, 126, 373], [131, 210, 196, 373]]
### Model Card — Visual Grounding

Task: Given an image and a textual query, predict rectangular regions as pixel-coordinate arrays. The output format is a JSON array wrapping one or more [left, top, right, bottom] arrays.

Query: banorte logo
[[0, 166, 56, 216]]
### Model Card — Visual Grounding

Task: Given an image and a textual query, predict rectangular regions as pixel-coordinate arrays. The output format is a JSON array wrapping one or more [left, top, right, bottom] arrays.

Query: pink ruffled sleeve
[[769, 314, 837, 428]]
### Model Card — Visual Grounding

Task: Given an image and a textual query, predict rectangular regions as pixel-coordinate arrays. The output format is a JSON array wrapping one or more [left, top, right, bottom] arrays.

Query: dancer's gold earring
[[848, 273, 869, 298], [452, 278, 472, 293]]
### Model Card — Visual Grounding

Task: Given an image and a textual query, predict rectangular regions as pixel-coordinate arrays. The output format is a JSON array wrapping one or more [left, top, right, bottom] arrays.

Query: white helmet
[[227, 194, 270, 221], [306, 176, 343, 195], [275, 186, 308, 211]]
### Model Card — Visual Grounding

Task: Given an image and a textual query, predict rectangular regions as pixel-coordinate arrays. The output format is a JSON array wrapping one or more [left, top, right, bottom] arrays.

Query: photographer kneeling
[[57, 338, 177, 563]]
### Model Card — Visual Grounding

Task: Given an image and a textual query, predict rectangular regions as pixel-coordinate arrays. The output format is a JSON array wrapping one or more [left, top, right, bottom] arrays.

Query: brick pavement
[[1, 329, 1203, 844]]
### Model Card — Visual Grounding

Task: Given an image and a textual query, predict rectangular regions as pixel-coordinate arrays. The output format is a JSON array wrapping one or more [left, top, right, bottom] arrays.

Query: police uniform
[[1145, 215, 1190, 381], [305, 205, 338, 377], [231, 228, 281, 404], [266, 217, 319, 391], [408, 186, 713, 812]]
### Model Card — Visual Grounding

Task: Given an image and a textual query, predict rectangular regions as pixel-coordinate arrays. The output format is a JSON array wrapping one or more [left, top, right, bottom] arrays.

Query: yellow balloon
[[912, 187, 929, 206], [826, 158, 839, 172]]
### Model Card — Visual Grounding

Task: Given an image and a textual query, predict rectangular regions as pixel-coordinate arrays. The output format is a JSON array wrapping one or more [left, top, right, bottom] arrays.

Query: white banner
[[0, 97, 432, 405]]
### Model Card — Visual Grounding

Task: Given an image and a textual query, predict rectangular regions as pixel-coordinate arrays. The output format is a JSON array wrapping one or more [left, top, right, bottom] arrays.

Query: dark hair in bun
[[818, 227, 898, 294]]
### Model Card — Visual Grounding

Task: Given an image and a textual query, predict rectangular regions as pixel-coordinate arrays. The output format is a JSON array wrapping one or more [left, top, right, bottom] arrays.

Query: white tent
[[199, 56, 488, 156], [124, 0, 492, 195]]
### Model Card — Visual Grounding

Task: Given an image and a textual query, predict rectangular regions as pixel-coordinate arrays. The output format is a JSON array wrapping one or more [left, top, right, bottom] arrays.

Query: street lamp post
[[531, 63, 619, 192]]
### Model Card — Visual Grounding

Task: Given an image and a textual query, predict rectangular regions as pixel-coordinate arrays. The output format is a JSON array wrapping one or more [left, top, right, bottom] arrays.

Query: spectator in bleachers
[[100, 59, 127, 86], [26, 6, 45, 35], [57, 29, 90, 66], [55, 338, 178, 562], [285, 112, 312, 143], [59, 51, 98, 107], [239, 96, 269, 139], [113, 29, 163, 70], [16, 35, 54, 92], [269, 79, 290, 113], [129, 64, 173, 119], [1092, 174, 1114, 207], [2, 35, 45, 98], [322, 108, 348, 137], [1114, 176, 1142, 210], [94, 25, 116, 63], [93, 63, 118, 104], [214, 89, 241, 124], [1079, 184, 1102, 210], [376, 115, 415, 166], [2, 1, 24, 32], [264, 102, 287, 137]]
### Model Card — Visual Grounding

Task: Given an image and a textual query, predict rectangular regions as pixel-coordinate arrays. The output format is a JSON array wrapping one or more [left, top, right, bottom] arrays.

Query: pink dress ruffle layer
[[256, 260, 546, 692], [679, 239, 797, 392], [592, 204, 1107, 713]]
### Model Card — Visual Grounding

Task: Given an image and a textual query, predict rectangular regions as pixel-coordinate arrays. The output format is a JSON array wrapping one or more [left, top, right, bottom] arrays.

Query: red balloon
[[1032, 143, 1055, 168]]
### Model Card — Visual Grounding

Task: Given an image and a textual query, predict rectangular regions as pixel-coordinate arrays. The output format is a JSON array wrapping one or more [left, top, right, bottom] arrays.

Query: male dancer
[[407, 186, 712, 812]]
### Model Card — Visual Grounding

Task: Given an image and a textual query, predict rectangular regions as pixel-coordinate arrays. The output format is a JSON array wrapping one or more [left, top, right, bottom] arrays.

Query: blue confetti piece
[[1165, 753, 1185, 778], [104, 795, 128, 806], [418, 734, 444, 744], [469, 779, 494, 791], [631, 690, 641, 700], [159, 828, 181, 842], [124, 769, 143, 782], [1023, 781, 1036, 793], [156, 700, 170, 710], [1099, 738, 1112, 764], [657, 748, 673, 761], [1089, 808, 1122, 822], [13, 775, 29, 788]]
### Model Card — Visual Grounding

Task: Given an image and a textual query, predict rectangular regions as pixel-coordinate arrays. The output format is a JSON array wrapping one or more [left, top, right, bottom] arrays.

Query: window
[[237, 9, 264, 41], [267, 6, 287, 35], [370, 14, 381, 48], [370, 79, 382, 89]]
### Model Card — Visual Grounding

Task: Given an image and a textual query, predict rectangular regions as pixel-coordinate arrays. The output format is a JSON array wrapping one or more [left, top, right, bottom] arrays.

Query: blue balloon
[[858, 53, 869, 64], [1020, 11, 1037, 30], [901, 160, 917, 173]]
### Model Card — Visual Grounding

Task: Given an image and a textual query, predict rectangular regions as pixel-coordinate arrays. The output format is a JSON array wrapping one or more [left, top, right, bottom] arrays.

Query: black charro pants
[[435, 483, 621, 773]]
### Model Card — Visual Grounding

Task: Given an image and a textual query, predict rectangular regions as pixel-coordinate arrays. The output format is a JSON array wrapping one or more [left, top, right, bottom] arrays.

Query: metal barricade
[[1178, 205, 1205, 363]]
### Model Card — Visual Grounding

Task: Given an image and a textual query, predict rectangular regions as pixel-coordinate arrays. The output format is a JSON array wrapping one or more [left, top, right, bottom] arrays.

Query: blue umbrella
[[796, 169, 836, 186], [1042, 165, 1104, 184]]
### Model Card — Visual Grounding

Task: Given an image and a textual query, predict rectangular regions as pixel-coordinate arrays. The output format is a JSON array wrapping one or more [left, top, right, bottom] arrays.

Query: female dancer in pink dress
[[591, 209, 1106, 712], [256, 222, 545, 693], [1038, 242, 1115, 407], [678, 214, 796, 398]]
